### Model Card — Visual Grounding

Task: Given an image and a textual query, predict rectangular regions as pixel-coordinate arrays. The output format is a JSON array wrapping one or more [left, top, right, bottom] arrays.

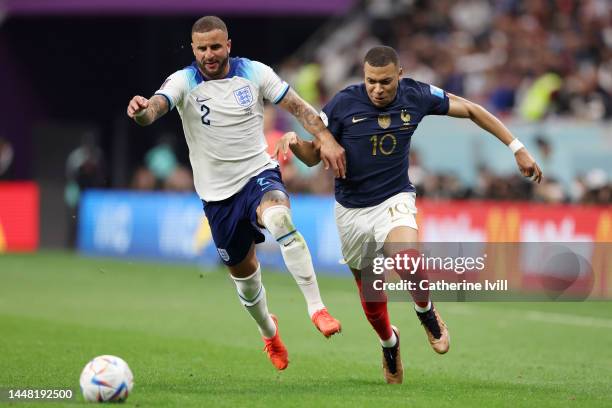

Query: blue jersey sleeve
[[416, 81, 449, 115], [321, 92, 345, 140]]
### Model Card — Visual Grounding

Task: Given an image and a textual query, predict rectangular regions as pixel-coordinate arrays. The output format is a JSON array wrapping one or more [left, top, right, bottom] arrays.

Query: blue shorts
[[203, 167, 287, 266]]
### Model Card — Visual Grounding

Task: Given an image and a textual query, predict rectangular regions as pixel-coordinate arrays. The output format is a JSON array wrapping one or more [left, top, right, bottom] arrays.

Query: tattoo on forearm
[[282, 91, 325, 134], [148, 96, 166, 121], [135, 95, 168, 125]]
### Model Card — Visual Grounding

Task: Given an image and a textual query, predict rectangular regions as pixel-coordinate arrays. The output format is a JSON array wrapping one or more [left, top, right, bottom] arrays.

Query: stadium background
[[1, 0, 609, 288], [1, 1, 611, 406]]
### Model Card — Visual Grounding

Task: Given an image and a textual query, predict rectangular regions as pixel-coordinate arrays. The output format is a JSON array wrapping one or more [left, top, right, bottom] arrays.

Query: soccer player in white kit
[[126, 16, 345, 371]]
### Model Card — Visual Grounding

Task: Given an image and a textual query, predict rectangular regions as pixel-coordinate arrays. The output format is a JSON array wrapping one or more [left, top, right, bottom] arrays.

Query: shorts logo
[[233, 86, 254, 107], [257, 177, 272, 191], [217, 248, 230, 262]]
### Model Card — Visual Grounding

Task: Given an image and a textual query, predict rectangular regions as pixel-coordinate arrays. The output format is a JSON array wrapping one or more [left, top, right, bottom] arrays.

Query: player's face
[[364, 62, 402, 108], [191, 29, 231, 80]]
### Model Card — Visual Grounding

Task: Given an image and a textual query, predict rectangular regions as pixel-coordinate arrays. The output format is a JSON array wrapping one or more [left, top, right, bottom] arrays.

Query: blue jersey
[[321, 78, 449, 208]]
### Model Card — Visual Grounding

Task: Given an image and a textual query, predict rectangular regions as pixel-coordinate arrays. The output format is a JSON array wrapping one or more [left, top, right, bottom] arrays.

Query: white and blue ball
[[79, 355, 134, 402]]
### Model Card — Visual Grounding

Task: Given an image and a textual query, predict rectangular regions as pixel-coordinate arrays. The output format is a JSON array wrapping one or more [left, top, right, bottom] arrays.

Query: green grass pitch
[[1, 251, 611, 407]]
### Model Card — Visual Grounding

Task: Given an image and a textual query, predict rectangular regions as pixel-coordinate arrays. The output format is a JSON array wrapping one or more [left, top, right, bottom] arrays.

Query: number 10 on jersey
[[370, 134, 397, 155]]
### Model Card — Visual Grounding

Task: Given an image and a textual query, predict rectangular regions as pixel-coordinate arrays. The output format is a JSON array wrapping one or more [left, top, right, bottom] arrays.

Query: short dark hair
[[192, 16, 228, 35], [364, 46, 399, 67]]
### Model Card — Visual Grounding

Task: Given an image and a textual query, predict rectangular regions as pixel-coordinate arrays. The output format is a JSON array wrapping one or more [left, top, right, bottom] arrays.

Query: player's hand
[[127, 95, 149, 118], [515, 148, 543, 183], [274, 132, 299, 161], [319, 135, 346, 178]]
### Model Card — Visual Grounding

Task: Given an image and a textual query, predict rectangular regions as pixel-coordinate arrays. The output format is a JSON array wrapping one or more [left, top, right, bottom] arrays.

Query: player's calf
[[231, 265, 277, 339], [354, 275, 394, 341], [389, 249, 450, 353]]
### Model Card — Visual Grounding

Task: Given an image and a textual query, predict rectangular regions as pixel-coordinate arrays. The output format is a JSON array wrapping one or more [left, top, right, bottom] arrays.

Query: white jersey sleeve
[[154, 70, 190, 111], [249, 61, 290, 104]]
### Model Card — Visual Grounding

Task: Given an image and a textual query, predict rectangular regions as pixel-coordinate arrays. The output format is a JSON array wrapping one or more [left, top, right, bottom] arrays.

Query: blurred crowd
[[60, 0, 612, 205], [60, 111, 607, 205], [268, 125, 611, 204], [269, 0, 611, 203], [407, 151, 612, 204], [284, 0, 612, 121]]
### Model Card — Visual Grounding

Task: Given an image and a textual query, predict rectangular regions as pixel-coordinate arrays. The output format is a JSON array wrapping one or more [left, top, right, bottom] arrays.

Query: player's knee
[[261, 205, 297, 245], [261, 190, 289, 206]]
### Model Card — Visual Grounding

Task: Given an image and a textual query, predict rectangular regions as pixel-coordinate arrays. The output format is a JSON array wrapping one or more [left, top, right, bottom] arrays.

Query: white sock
[[231, 265, 276, 338], [380, 331, 398, 348], [262, 205, 325, 317], [414, 301, 432, 313]]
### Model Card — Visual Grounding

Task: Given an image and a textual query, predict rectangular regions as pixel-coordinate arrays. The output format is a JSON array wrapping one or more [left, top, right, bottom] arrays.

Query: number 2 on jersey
[[201, 103, 210, 125]]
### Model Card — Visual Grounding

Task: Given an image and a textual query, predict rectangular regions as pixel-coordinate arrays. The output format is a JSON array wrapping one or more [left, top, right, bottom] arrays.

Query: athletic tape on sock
[[261, 205, 297, 245]]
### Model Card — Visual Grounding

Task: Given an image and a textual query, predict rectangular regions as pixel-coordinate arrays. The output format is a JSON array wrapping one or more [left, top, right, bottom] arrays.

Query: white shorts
[[335, 192, 418, 270]]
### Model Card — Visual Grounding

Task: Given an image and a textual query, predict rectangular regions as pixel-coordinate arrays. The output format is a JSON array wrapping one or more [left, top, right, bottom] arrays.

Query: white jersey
[[155, 57, 289, 201]]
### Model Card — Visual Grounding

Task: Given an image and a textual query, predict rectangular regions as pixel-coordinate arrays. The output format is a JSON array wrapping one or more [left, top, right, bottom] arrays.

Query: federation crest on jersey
[[378, 114, 391, 129], [233, 86, 254, 107], [400, 110, 411, 123]]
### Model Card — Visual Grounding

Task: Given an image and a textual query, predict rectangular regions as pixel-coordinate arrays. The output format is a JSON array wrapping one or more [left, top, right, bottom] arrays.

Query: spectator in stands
[[0, 136, 14, 180], [65, 131, 107, 246], [164, 165, 194, 192], [131, 166, 156, 191], [312, 0, 612, 121], [145, 134, 178, 184], [265, 104, 293, 170]]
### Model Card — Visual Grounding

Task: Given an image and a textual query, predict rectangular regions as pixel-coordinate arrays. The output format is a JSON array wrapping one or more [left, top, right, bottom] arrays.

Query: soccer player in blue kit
[[277, 46, 542, 383], [126, 16, 346, 371]]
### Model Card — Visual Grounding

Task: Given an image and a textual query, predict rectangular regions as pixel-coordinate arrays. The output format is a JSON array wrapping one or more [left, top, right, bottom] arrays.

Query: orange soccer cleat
[[263, 315, 289, 370], [311, 308, 342, 338]]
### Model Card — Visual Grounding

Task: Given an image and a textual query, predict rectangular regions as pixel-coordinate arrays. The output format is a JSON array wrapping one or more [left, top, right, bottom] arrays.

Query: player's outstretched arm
[[274, 132, 321, 167], [446, 93, 543, 183], [278, 89, 346, 178], [126, 95, 169, 126]]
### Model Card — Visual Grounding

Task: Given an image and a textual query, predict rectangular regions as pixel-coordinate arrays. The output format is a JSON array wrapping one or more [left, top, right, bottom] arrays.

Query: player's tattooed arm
[[274, 132, 321, 167], [126, 94, 169, 126], [447, 93, 542, 183], [278, 89, 325, 134], [278, 89, 346, 178]]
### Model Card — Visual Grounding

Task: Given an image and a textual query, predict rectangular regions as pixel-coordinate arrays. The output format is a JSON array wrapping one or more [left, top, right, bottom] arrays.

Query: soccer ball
[[79, 355, 134, 402]]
